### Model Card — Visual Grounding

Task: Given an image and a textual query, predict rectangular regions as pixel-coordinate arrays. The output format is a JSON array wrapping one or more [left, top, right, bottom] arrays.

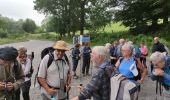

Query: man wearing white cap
[[37, 40, 71, 100]]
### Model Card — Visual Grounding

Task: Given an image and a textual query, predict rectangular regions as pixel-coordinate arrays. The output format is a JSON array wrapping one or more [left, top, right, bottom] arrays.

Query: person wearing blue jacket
[[150, 52, 170, 100]]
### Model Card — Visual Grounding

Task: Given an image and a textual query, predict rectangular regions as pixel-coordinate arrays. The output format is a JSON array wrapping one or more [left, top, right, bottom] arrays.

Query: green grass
[[99, 22, 129, 33]]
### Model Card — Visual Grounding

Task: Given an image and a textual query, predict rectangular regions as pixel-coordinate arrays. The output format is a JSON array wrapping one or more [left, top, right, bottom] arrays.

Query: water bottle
[[51, 96, 57, 100]]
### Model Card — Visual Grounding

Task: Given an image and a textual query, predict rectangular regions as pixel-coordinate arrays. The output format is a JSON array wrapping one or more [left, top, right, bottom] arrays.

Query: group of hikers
[[0, 36, 169, 100]]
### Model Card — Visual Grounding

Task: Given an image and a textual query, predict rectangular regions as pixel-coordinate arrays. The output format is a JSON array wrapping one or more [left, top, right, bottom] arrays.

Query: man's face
[[154, 38, 159, 44], [18, 54, 27, 63], [55, 49, 66, 59], [152, 61, 165, 69]]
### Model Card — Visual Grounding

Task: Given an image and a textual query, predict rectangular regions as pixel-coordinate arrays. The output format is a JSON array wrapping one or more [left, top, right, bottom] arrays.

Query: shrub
[[0, 28, 8, 38]]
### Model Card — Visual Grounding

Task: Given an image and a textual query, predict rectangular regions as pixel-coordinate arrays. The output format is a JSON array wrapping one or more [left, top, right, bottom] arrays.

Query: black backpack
[[34, 47, 70, 87]]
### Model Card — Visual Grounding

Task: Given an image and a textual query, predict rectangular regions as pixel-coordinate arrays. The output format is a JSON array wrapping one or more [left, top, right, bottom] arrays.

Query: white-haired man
[[150, 52, 170, 100], [71, 46, 114, 100], [115, 38, 125, 58]]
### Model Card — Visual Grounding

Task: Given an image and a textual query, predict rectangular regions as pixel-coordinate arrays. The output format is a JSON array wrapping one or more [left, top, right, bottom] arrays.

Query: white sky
[[0, 0, 45, 26]]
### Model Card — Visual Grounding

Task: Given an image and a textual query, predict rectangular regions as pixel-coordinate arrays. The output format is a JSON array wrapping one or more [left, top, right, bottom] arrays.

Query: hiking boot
[[86, 73, 90, 76]]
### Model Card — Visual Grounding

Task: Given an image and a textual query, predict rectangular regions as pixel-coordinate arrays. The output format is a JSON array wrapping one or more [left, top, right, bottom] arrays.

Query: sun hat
[[53, 40, 69, 51]]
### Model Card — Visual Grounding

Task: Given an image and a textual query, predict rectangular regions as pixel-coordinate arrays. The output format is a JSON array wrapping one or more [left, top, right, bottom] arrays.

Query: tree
[[34, 0, 114, 36], [113, 0, 170, 33], [22, 19, 37, 33]]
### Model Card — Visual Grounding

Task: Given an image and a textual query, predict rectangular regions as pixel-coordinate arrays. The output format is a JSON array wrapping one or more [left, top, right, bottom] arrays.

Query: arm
[[136, 58, 147, 81], [115, 58, 121, 68], [78, 73, 101, 100], [37, 55, 56, 95]]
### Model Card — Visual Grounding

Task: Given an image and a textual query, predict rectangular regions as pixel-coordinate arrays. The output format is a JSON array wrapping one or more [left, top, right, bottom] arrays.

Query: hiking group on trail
[[0, 36, 169, 100]]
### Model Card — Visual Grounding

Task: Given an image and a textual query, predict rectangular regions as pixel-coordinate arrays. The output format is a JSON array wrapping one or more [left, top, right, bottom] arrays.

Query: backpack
[[119, 57, 141, 81], [13, 60, 22, 80], [134, 46, 141, 58], [34, 47, 70, 87]]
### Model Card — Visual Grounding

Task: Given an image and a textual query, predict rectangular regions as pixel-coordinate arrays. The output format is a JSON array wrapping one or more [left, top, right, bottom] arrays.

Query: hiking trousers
[[82, 57, 90, 74], [15, 80, 31, 100], [72, 58, 79, 72]]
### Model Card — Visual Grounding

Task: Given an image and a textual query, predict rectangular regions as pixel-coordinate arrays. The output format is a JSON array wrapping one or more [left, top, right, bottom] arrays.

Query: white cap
[[130, 62, 138, 76]]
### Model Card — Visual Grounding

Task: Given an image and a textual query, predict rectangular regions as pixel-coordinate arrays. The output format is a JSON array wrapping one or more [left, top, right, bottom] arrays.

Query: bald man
[[152, 37, 166, 53]]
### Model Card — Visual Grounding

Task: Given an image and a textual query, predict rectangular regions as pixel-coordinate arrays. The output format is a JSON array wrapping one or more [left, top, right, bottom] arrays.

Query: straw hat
[[53, 40, 69, 51]]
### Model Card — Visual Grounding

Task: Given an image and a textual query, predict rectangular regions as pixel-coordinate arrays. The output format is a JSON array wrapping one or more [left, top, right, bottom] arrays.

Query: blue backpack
[[134, 46, 141, 58]]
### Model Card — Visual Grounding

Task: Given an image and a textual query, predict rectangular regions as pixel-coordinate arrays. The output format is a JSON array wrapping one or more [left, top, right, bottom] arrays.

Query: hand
[[7, 82, 14, 91], [136, 80, 143, 85], [71, 96, 79, 100], [77, 85, 84, 92], [154, 68, 164, 76], [0, 82, 5, 91], [46, 88, 57, 96], [65, 85, 71, 92]]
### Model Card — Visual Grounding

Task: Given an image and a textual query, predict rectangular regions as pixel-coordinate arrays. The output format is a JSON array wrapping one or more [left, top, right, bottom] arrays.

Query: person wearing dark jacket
[[151, 37, 166, 73], [72, 44, 80, 79], [82, 43, 91, 76], [152, 37, 166, 53]]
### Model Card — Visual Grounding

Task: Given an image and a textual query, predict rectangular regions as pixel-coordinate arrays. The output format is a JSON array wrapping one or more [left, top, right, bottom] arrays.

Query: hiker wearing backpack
[[0, 47, 24, 100], [37, 40, 71, 100], [71, 46, 114, 100], [150, 52, 170, 100], [112, 43, 147, 100], [71, 44, 80, 79], [15, 47, 33, 100]]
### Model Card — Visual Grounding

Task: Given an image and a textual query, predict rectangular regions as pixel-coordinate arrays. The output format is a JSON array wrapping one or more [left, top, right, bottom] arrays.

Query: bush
[[0, 28, 8, 38]]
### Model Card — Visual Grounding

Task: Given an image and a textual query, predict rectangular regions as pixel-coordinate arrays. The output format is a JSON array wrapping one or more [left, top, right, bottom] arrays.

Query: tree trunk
[[80, 0, 86, 35]]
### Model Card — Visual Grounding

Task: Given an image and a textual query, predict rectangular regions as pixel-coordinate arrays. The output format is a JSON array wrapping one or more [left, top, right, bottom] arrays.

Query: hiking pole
[[79, 56, 82, 81], [90, 60, 93, 76], [30, 52, 34, 75]]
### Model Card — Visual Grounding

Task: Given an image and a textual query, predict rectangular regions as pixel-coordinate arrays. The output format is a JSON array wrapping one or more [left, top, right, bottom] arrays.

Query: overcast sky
[[0, 0, 45, 25]]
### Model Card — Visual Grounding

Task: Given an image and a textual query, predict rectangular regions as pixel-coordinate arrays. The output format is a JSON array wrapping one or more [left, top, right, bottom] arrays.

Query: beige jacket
[[0, 62, 24, 100]]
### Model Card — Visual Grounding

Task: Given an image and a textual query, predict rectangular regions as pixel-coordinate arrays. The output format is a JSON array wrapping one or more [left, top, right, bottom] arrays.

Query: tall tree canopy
[[34, 0, 114, 36]]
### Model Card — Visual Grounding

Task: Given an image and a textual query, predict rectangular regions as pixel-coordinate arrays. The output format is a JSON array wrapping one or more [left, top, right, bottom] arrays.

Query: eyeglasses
[[153, 62, 162, 68], [19, 56, 26, 59]]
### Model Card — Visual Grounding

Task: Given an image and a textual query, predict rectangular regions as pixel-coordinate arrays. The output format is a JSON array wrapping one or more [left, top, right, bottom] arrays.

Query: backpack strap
[[47, 52, 54, 69]]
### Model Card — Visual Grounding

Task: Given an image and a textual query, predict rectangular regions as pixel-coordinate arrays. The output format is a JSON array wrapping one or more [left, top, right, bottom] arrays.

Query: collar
[[99, 61, 109, 69]]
